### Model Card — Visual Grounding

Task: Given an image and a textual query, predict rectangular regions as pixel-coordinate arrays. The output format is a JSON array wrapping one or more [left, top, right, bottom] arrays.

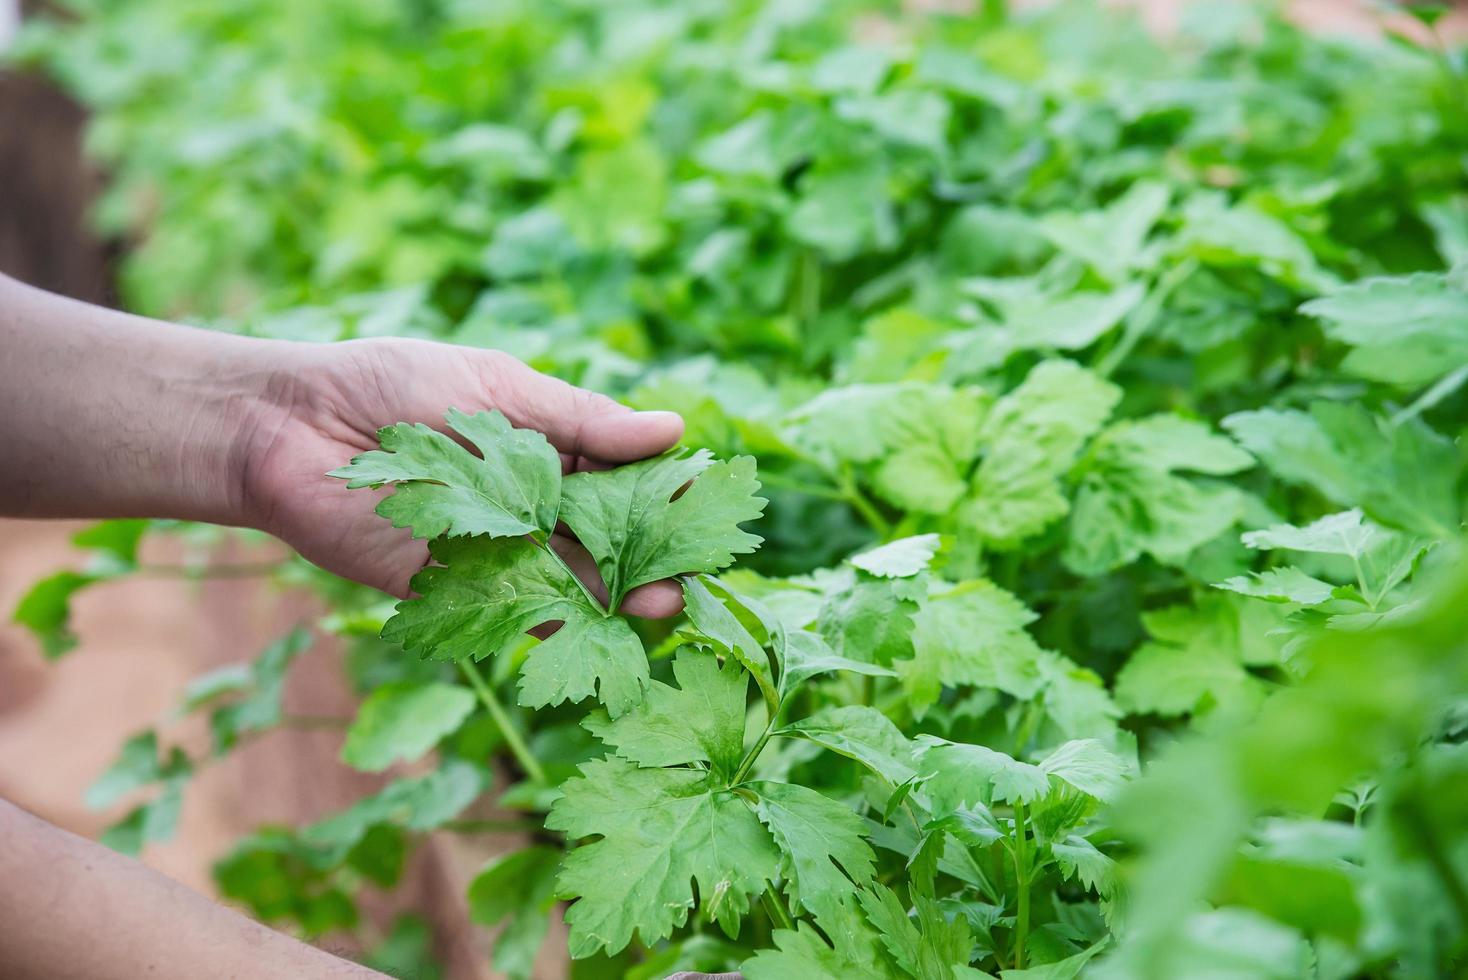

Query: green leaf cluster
[[13, 0, 1468, 976]]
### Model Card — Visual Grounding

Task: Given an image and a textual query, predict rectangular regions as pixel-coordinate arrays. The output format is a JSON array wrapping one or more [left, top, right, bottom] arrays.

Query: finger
[[484, 353, 684, 463], [548, 534, 610, 606], [385, 539, 431, 600], [620, 579, 685, 619], [548, 533, 683, 618], [346, 487, 429, 599], [530, 620, 564, 641], [578, 409, 685, 464]]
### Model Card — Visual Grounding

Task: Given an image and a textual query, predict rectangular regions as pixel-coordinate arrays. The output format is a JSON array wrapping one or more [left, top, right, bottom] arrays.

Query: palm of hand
[[242, 337, 684, 613]]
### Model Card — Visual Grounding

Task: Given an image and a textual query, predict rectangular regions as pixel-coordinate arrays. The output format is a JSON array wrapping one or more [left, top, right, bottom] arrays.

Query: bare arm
[[0, 272, 687, 976], [0, 272, 281, 523], [0, 798, 386, 980]]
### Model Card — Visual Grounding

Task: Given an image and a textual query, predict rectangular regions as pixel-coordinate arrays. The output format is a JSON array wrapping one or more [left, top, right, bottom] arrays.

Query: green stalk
[[532, 531, 610, 615], [762, 879, 796, 932], [756, 470, 849, 502], [1393, 363, 1468, 427], [756, 467, 891, 539], [1095, 258, 1197, 378], [1012, 799, 1031, 970], [1011, 701, 1043, 759], [838, 465, 892, 539], [732, 721, 776, 786], [459, 659, 547, 785]]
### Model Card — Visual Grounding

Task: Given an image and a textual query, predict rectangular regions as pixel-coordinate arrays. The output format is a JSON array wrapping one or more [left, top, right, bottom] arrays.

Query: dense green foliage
[[10, 0, 1468, 976]]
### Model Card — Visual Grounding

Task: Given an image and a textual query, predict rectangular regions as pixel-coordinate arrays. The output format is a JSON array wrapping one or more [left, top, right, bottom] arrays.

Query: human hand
[[236, 337, 686, 612]]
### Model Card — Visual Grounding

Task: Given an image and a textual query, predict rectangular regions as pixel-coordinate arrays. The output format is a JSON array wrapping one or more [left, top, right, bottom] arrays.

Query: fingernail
[[611, 409, 682, 432]]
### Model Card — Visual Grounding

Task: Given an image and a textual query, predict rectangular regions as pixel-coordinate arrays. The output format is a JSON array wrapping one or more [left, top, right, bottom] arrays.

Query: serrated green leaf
[[71, 519, 150, 565], [1174, 192, 1335, 292], [818, 573, 922, 668], [859, 885, 928, 977], [100, 776, 189, 856], [743, 902, 900, 980], [383, 536, 648, 717], [1063, 414, 1253, 575], [341, 681, 476, 772], [1223, 403, 1458, 539], [302, 760, 489, 863], [897, 579, 1046, 713], [1237, 509, 1432, 607], [998, 939, 1108, 979], [779, 705, 919, 785], [918, 738, 1050, 810], [328, 408, 561, 539], [1301, 269, 1468, 386], [857, 882, 974, 980], [12, 570, 97, 659], [516, 613, 652, 720], [547, 757, 779, 958], [952, 281, 1146, 373], [784, 383, 988, 513], [750, 780, 877, 919], [1051, 836, 1118, 898], [1037, 739, 1131, 803], [13, 521, 153, 659], [1217, 567, 1336, 605], [1113, 599, 1266, 722], [963, 360, 1121, 548], [561, 450, 765, 608], [1041, 181, 1170, 282], [850, 534, 942, 578], [681, 574, 778, 712], [780, 629, 896, 693], [1242, 509, 1377, 557], [584, 648, 748, 779], [1033, 650, 1123, 743], [87, 731, 166, 810], [189, 628, 313, 753]]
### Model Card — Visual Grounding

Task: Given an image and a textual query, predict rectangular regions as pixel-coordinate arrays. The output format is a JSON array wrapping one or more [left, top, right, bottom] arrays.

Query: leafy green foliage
[[384, 536, 651, 717], [1301, 265, 1468, 386], [340, 681, 476, 772], [562, 450, 766, 609], [330, 409, 562, 539], [12, 520, 149, 657], [337, 410, 763, 718], [14, 0, 1468, 975], [583, 649, 749, 780], [468, 847, 561, 979], [548, 758, 780, 956]]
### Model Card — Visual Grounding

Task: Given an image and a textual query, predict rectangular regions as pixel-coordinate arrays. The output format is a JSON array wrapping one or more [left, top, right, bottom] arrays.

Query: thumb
[[484, 352, 684, 463]]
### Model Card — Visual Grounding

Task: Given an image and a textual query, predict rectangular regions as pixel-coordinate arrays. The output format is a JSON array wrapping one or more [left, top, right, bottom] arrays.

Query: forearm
[[0, 798, 386, 980], [0, 272, 283, 524]]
